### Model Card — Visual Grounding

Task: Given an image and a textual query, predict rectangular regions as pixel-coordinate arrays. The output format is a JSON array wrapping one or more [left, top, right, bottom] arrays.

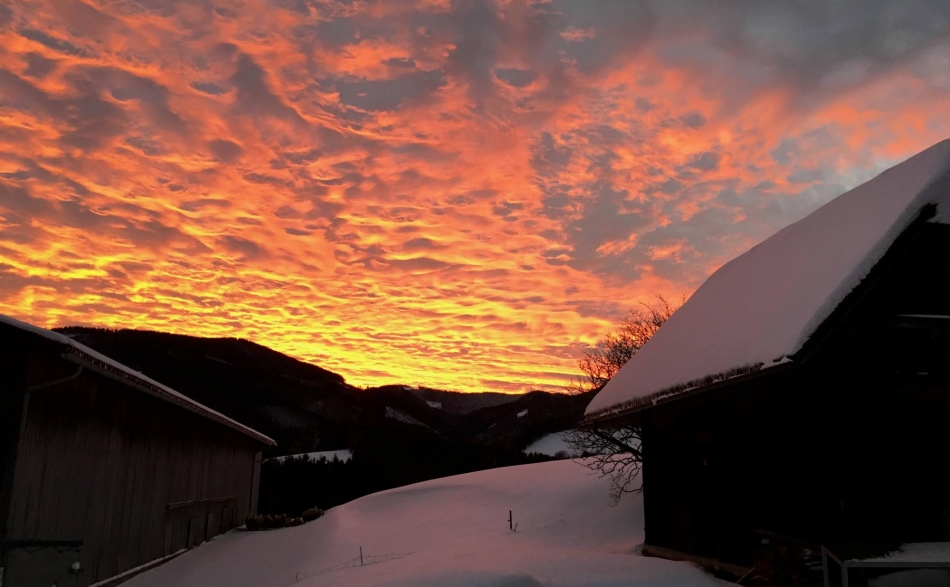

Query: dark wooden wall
[[2, 334, 263, 587], [643, 373, 950, 562], [639, 222, 950, 565]]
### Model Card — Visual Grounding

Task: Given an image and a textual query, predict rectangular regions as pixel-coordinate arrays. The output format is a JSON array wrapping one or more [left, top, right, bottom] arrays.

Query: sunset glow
[[2, 0, 950, 392]]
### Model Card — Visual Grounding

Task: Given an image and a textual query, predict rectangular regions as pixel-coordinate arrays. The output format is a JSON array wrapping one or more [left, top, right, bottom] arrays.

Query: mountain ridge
[[54, 326, 594, 456]]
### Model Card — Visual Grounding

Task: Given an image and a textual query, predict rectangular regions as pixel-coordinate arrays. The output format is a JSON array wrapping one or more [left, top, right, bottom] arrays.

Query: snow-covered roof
[[1, 314, 276, 446], [587, 139, 950, 418]]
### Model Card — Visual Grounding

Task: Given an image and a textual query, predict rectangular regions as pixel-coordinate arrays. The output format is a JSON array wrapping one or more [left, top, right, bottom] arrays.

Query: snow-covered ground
[[524, 432, 578, 457], [264, 450, 353, 464], [127, 460, 718, 587]]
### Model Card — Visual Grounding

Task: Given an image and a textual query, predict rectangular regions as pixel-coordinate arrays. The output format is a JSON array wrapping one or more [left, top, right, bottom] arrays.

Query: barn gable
[[0, 316, 275, 586], [0, 315, 275, 447]]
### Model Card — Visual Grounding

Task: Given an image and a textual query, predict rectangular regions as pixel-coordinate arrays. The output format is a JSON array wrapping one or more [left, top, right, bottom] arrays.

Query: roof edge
[[584, 361, 795, 423], [62, 349, 277, 447], [789, 180, 949, 362], [1, 314, 275, 447], [790, 203, 939, 366]]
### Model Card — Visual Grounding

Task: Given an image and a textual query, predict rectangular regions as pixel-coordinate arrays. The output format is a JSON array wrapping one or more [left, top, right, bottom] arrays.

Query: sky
[[1, 0, 950, 393]]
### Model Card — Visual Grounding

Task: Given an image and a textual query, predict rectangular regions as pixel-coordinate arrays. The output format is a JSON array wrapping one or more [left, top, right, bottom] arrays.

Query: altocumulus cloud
[[0, 0, 949, 392]]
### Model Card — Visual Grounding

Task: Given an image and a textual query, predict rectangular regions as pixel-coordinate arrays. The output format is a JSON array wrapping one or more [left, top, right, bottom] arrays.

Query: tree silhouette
[[566, 295, 680, 503]]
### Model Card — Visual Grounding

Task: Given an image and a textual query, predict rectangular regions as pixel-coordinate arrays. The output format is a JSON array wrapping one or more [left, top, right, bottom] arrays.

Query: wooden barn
[[0, 316, 275, 587], [585, 140, 950, 580]]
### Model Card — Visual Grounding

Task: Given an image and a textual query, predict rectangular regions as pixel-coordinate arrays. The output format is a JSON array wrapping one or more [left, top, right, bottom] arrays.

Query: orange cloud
[[2, 0, 950, 393]]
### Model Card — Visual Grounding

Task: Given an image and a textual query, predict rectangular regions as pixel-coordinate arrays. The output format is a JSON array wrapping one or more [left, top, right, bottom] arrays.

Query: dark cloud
[[531, 132, 573, 176], [124, 135, 166, 156], [230, 53, 304, 121], [48, 0, 118, 36], [219, 235, 269, 259], [213, 5, 238, 19], [440, 0, 502, 103], [0, 181, 210, 254], [208, 139, 244, 162], [385, 58, 416, 69], [495, 68, 536, 87], [100, 68, 187, 135], [540, 191, 572, 221], [274, 205, 300, 219], [387, 257, 454, 271], [243, 172, 289, 186], [787, 167, 826, 184], [563, 185, 652, 279], [0, 265, 120, 294], [492, 201, 525, 217], [285, 227, 312, 236], [771, 138, 798, 165], [402, 238, 433, 250], [64, 90, 127, 149], [310, 17, 359, 48], [272, 0, 310, 15], [181, 199, 231, 212], [23, 53, 57, 78], [190, 81, 229, 95], [680, 112, 706, 129], [0, 182, 54, 221], [403, 238, 443, 251], [119, 0, 177, 18], [652, 0, 950, 107], [334, 70, 445, 112], [0, 68, 57, 112], [635, 97, 656, 112], [0, 70, 128, 149], [19, 28, 91, 57], [688, 151, 721, 172], [0, 170, 32, 181], [550, 0, 657, 73]]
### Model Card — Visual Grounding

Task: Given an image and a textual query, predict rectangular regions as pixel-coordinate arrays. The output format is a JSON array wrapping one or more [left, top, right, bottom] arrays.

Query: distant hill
[[55, 327, 595, 456], [57, 326, 597, 513], [409, 387, 522, 413]]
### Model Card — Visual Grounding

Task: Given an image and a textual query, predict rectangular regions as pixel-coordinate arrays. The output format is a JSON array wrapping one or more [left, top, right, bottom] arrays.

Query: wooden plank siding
[[3, 339, 265, 587], [634, 222, 950, 567]]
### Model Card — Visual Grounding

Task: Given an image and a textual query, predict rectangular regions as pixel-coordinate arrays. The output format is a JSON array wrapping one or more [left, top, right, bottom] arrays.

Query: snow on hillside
[[127, 460, 718, 587], [385, 406, 431, 428], [524, 432, 578, 457]]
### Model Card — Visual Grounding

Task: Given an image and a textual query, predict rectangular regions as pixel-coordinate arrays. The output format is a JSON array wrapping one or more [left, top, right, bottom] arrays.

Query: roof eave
[[61, 349, 277, 447], [582, 361, 798, 425]]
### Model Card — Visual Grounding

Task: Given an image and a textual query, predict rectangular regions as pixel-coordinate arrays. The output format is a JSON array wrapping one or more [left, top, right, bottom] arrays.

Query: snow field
[[126, 460, 719, 587], [524, 432, 578, 457]]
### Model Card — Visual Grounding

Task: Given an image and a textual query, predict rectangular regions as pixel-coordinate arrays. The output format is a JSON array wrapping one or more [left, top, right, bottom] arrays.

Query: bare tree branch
[[564, 424, 643, 504], [565, 295, 682, 503], [568, 295, 681, 394]]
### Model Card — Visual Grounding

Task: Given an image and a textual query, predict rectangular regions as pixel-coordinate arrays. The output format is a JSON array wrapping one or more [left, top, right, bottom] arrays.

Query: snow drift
[[126, 460, 718, 587]]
